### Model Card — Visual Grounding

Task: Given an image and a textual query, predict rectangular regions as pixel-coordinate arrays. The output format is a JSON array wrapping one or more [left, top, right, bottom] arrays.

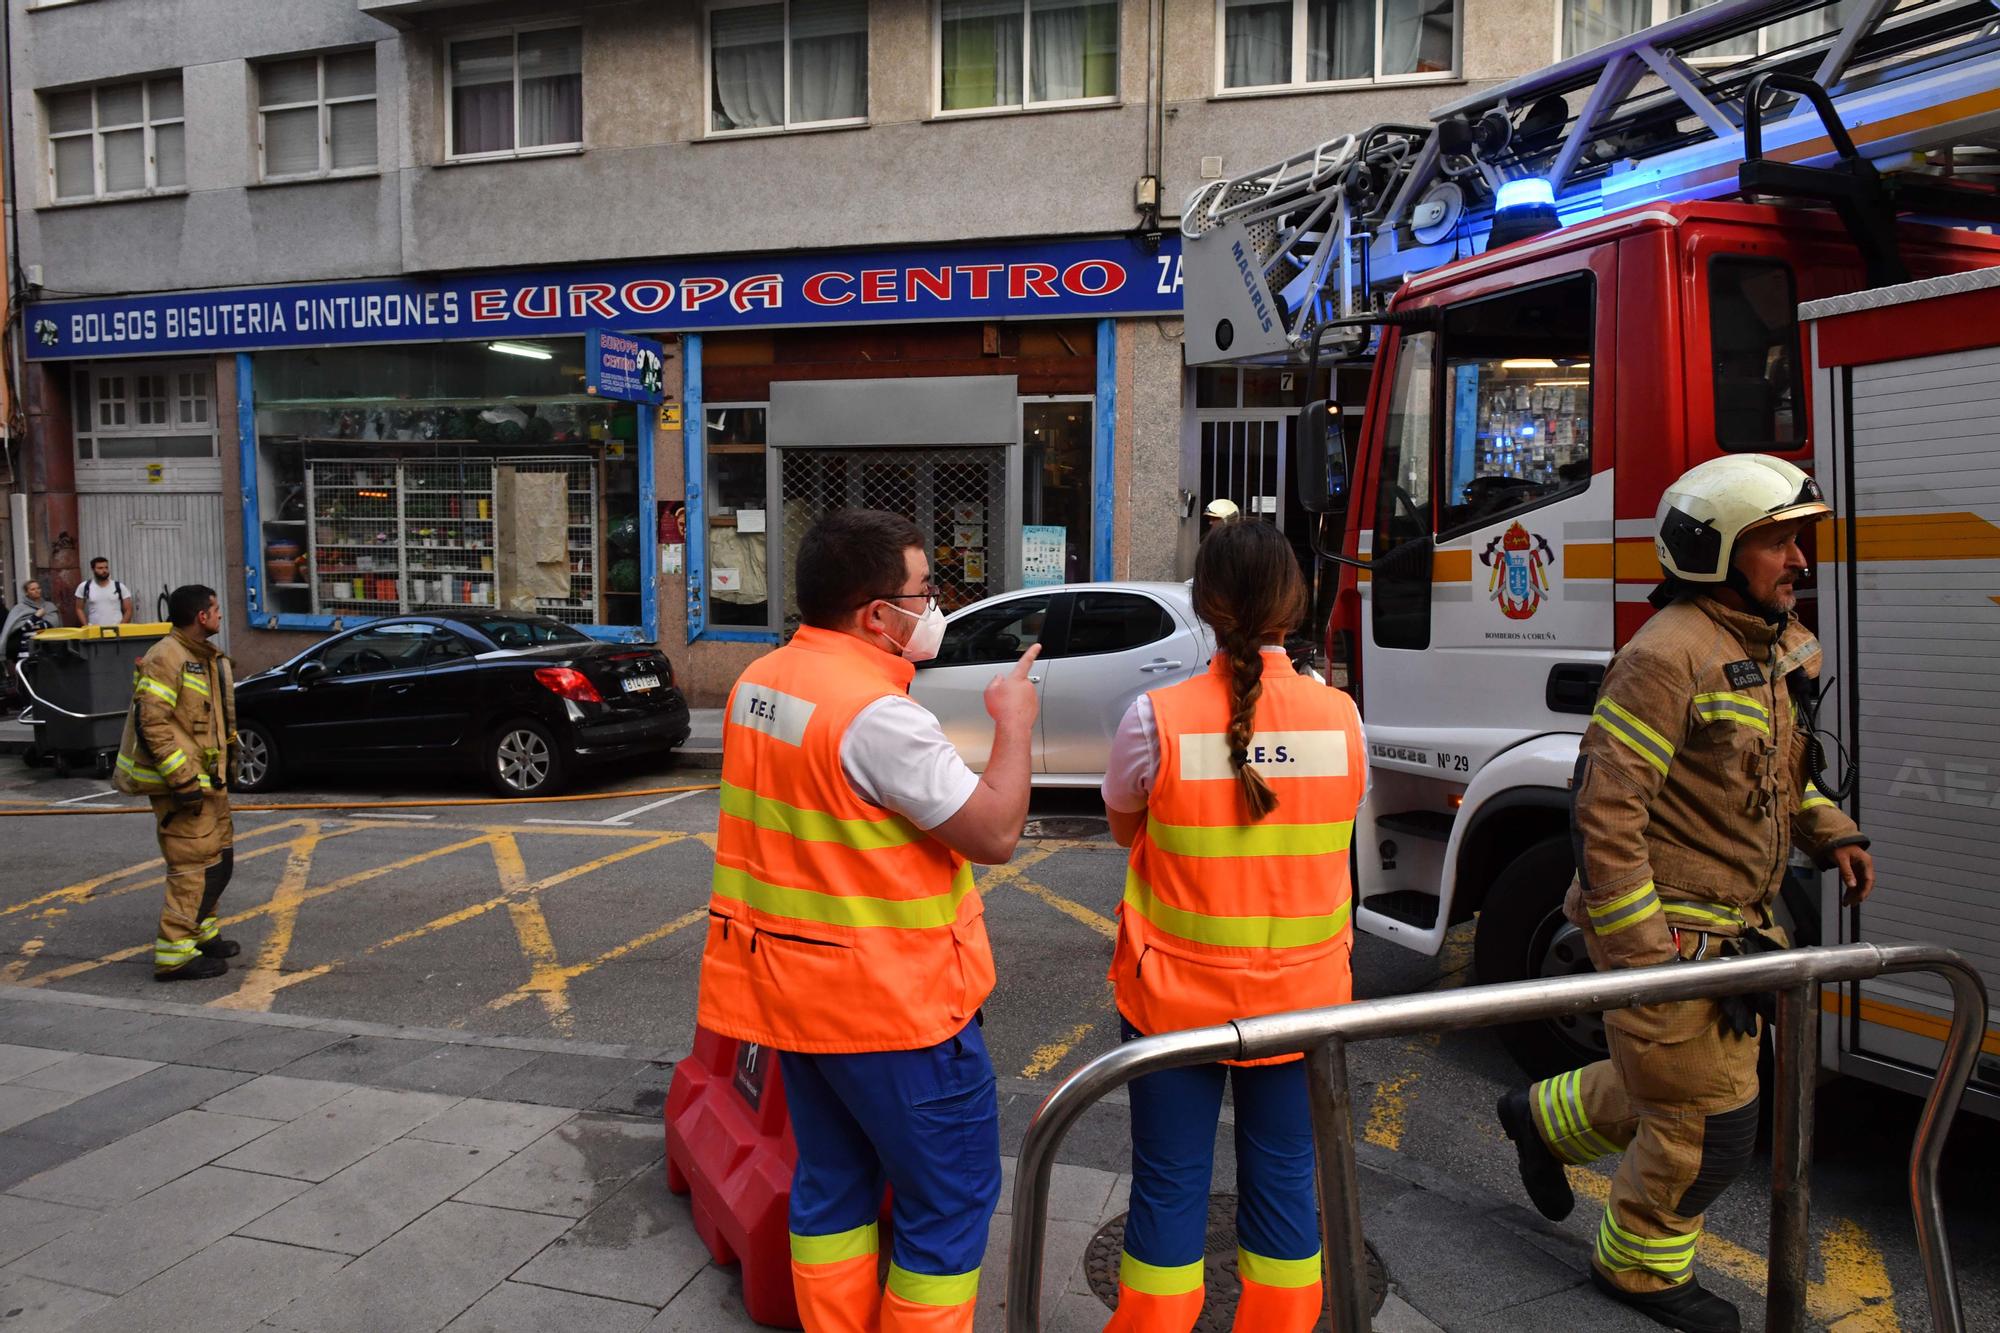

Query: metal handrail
[[1006, 942, 1988, 1333]]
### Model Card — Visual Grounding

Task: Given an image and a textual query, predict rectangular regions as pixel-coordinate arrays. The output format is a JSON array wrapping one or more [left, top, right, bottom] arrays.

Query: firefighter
[[1099, 520, 1366, 1333], [1495, 456, 1873, 1333], [693, 509, 1040, 1333], [112, 584, 241, 981], [1201, 496, 1240, 536]]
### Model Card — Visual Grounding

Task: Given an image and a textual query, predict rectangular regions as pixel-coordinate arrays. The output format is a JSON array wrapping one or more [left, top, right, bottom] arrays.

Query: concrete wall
[[14, 0, 1556, 291]]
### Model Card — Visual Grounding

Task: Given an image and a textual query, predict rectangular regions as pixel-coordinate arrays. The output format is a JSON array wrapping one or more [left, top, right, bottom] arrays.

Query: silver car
[[909, 582, 1214, 787]]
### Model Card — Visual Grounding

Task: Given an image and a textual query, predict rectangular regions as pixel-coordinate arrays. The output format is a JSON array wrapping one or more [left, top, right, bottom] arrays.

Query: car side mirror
[[295, 660, 327, 687], [1294, 400, 1349, 514]]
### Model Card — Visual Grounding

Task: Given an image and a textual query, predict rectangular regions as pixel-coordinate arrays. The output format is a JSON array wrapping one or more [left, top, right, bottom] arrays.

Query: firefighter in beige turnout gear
[[112, 585, 241, 981], [1497, 457, 1873, 1333]]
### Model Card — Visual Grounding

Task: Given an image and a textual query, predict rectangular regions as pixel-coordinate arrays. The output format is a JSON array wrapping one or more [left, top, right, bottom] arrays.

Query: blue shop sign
[[28, 234, 1186, 361], [586, 329, 666, 403]]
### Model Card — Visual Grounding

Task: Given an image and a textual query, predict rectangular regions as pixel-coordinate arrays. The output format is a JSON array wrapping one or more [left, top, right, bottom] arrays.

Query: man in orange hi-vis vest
[[695, 508, 1042, 1333]]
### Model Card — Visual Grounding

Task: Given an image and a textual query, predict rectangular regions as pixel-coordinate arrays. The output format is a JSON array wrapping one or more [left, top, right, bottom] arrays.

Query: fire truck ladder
[[1182, 0, 2000, 364]]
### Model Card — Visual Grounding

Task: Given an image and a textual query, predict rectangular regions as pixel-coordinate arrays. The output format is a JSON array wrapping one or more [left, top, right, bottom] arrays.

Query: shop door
[[774, 446, 1018, 628], [78, 492, 229, 642]]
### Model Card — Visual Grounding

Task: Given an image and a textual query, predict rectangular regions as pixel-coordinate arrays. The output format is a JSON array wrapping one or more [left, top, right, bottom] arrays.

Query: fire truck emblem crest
[[1481, 522, 1554, 620]]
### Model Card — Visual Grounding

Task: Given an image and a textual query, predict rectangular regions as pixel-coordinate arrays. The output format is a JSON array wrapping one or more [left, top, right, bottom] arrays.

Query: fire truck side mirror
[[1294, 400, 1347, 515]]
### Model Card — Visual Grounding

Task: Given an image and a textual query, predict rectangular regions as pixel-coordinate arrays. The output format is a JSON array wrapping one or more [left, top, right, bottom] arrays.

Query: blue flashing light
[[1496, 177, 1556, 211], [1518, 425, 1536, 437]]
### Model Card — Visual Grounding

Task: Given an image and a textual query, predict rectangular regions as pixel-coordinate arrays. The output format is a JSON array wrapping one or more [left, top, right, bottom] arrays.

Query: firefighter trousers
[[148, 791, 234, 974], [1529, 1000, 1760, 1294]]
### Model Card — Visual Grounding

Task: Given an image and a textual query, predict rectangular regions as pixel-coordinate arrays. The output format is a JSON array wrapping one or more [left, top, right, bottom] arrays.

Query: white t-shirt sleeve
[[1099, 694, 1160, 814], [840, 695, 983, 831]]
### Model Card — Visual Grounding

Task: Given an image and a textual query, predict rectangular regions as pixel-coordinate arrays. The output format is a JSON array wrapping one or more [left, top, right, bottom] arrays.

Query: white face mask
[[880, 598, 946, 663]]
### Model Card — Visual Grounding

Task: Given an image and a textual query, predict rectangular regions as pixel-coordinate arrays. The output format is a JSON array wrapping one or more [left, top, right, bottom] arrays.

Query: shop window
[[251, 340, 642, 630], [258, 50, 378, 181], [939, 0, 1119, 112], [45, 75, 184, 202], [73, 363, 216, 464], [1561, 0, 1838, 60], [708, 0, 868, 134], [1438, 274, 1595, 537], [704, 406, 772, 628], [1021, 399, 1092, 585], [447, 25, 582, 159], [1709, 257, 1802, 452], [1219, 0, 1456, 92]]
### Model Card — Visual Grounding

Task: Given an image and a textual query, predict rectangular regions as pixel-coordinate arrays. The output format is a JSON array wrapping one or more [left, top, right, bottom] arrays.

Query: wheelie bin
[[15, 623, 172, 778]]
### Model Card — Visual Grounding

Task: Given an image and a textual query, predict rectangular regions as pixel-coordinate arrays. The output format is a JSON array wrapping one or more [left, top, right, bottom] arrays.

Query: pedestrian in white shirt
[[75, 558, 133, 627]]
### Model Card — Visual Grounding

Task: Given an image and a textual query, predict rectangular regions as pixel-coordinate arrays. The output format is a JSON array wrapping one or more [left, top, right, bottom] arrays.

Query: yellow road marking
[[21, 834, 500, 987], [208, 823, 324, 1013], [0, 938, 46, 984], [488, 908, 707, 1014], [492, 834, 572, 1033], [1569, 1172, 1898, 1326], [984, 847, 1118, 941], [1023, 1017, 1099, 1080], [1364, 1071, 1419, 1150], [0, 819, 305, 921]]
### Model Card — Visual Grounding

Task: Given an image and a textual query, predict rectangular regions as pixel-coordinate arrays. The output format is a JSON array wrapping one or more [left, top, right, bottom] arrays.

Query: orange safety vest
[[1112, 653, 1364, 1063], [695, 625, 996, 1054]]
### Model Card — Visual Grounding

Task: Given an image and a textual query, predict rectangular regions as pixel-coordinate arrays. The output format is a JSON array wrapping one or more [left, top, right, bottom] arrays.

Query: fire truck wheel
[[1473, 835, 1608, 1078]]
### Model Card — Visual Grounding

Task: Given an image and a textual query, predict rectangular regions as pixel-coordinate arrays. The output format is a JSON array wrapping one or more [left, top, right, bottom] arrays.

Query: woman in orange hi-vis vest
[[1099, 520, 1366, 1333]]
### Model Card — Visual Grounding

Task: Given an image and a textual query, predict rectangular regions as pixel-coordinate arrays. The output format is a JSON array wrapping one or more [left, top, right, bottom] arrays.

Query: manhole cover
[[1084, 1194, 1386, 1327], [1022, 816, 1108, 840]]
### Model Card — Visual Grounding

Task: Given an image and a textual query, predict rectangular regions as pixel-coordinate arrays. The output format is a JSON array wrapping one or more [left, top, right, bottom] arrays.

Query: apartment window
[[939, 0, 1118, 113], [46, 77, 185, 202], [258, 51, 378, 180], [72, 363, 217, 462], [1561, 0, 1840, 59], [709, 0, 868, 133], [1219, 0, 1455, 90], [448, 26, 583, 158]]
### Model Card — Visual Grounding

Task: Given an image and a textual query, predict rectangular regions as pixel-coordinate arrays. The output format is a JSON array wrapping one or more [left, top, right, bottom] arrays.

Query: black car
[[233, 614, 690, 796]]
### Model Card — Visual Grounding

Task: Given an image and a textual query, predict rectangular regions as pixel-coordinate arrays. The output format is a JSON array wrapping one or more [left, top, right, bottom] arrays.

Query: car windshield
[[467, 617, 589, 650]]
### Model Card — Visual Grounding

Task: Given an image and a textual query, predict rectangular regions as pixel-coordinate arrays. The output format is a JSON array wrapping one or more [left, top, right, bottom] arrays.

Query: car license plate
[[622, 674, 660, 694]]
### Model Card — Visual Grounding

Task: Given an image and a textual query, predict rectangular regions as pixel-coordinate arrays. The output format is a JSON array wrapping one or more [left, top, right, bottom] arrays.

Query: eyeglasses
[[870, 578, 940, 604]]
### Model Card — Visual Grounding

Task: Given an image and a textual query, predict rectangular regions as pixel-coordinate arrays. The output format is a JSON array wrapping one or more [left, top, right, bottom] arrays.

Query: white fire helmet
[[1654, 455, 1830, 583], [1204, 497, 1241, 522]]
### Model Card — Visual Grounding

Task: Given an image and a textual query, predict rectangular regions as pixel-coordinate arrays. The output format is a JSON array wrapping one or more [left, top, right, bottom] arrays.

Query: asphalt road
[[0, 759, 1993, 1331]]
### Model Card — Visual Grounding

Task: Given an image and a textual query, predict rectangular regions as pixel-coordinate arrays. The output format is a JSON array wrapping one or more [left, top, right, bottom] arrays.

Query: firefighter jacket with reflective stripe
[[694, 625, 994, 1054], [1113, 654, 1366, 1063], [113, 629, 236, 795], [1566, 594, 1865, 978]]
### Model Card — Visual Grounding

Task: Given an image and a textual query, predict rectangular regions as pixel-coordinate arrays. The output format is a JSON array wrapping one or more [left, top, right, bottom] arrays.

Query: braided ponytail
[[1192, 520, 1307, 822]]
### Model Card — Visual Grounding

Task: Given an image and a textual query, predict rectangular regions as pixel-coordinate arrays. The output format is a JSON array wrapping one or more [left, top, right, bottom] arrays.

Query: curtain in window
[[330, 101, 377, 169], [264, 107, 320, 176], [1029, 0, 1116, 102], [154, 123, 186, 187], [713, 5, 785, 129], [1381, 0, 1453, 74], [519, 27, 583, 147], [1563, 0, 1646, 57], [791, 0, 868, 123], [451, 36, 516, 153], [1307, 0, 1372, 80], [941, 0, 1024, 110], [1224, 0, 1292, 89]]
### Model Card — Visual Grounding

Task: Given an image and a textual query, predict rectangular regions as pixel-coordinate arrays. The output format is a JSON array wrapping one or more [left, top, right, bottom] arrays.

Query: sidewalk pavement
[[0, 986, 1657, 1333]]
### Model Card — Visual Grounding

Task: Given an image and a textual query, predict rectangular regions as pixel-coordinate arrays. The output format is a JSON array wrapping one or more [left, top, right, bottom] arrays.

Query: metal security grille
[[1199, 418, 1286, 529], [778, 447, 1011, 628], [306, 453, 598, 623]]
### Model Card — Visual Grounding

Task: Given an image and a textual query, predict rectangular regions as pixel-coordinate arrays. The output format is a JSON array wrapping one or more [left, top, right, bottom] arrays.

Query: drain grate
[[1084, 1194, 1387, 1328]]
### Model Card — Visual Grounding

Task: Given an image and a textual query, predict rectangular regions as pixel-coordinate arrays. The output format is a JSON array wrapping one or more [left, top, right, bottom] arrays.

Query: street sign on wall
[[586, 330, 666, 403]]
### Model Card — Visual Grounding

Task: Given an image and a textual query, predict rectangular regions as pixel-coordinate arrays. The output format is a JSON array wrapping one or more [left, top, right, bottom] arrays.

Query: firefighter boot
[[1590, 1271, 1740, 1333], [1497, 1090, 1574, 1221], [156, 953, 229, 983]]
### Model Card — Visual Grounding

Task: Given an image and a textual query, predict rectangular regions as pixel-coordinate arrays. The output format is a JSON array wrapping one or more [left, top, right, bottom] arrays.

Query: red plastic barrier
[[665, 1027, 801, 1329]]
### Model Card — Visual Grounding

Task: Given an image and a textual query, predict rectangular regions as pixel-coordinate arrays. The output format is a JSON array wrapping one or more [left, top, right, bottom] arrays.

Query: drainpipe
[[1140, 0, 1165, 230]]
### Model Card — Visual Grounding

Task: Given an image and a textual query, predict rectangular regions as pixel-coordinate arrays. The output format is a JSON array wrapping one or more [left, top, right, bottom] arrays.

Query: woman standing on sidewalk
[[1098, 520, 1367, 1333]]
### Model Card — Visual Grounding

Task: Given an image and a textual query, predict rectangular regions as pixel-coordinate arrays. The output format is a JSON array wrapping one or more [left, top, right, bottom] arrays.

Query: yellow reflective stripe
[[1145, 816, 1354, 859], [154, 938, 197, 965], [1591, 698, 1673, 775], [720, 781, 923, 851], [117, 754, 164, 785], [710, 861, 974, 931], [1596, 1214, 1698, 1278], [1119, 1251, 1205, 1296], [1799, 782, 1833, 813], [789, 1223, 878, 1266], [1531, 1076, 1578, 1162], [1661, 900, 1746, 930], [179, 672, 211, 698], [886, 1263, 980, 1307], [1237, 1248, 1321, 1288], [1692, 692, 1770, 736], [195, 917, 220, 943], [1559, 1069, 1620, 1160], [134, 675, 179, 706], [1585, 882, 1661, 937], [1123, 870, 1351, 950], [157, 750, 190, 776]]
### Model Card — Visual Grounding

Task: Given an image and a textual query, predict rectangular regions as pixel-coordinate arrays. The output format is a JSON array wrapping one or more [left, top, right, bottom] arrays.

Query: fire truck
[[1180, 0, 2000, 1109]]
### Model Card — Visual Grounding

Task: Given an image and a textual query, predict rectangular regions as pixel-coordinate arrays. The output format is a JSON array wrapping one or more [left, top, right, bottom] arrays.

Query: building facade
[[9, 0, 1571, 701]]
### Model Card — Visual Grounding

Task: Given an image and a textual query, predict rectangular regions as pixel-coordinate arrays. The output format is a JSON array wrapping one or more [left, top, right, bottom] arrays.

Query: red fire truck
[[1180, 0, 2000, 1106]]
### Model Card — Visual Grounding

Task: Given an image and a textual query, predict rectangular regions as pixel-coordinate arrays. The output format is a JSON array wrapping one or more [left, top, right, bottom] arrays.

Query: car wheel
[[1473, 836, 1607, 1078], [234, 721, 282, 794], [489, 718, 565, 797]]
